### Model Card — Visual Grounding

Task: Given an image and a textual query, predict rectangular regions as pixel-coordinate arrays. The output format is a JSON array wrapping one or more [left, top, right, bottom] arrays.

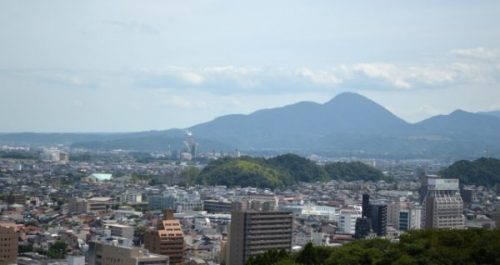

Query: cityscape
[[1, 1, 500, 265]]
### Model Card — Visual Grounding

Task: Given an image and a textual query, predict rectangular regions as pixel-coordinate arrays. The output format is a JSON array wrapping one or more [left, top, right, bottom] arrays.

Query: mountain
[[188, 92, 411, 150], [481, 110, 500, 119], [2, 92, 500, 159], [416, 110, 500, 137]]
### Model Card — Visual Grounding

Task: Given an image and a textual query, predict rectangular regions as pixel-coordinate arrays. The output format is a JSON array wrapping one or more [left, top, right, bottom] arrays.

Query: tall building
[[370, 204, 387, 236], [420, 174, 439, 204], [356, 194, 387, 237], [399, 204, 422, 231], [362, 194, 370, 218], [421, 178, 465, 229], [0, 222, 18, 264], [354, 217, 371, 239], [338, 208, 361, 235], [227, 208, 293, 265], [88, 240, 169, 265], [145, 210, 185, 265]]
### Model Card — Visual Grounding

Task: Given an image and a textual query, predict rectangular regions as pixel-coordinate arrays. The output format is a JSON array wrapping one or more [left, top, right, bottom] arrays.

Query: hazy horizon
[[1, 0, 500, 132]]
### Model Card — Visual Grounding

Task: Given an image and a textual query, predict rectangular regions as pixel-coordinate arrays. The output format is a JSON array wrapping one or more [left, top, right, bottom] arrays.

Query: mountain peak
[[325, 92, 370, 105], [450, 109, 469, 116]]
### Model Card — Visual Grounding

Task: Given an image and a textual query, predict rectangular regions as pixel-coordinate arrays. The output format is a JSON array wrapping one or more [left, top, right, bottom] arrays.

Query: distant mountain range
[[2, 92, 500, 159]]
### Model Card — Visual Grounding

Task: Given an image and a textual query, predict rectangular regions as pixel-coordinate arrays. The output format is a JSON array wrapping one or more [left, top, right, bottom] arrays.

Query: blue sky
[[1, 0, 500, 132]]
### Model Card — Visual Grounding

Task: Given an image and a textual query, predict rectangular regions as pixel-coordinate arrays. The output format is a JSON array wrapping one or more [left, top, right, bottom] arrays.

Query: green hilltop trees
[[440, 157, 500, 187], [184, 153, 389, 189]]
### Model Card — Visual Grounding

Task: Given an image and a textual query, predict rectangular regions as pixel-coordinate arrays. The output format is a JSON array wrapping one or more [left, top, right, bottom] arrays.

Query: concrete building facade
[[422, 178, 465, 229], [227, 210, 293, 265]]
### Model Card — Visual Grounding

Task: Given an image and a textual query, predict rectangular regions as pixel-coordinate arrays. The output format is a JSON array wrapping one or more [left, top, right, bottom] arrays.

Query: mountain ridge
[[1, 92, 500, 159]]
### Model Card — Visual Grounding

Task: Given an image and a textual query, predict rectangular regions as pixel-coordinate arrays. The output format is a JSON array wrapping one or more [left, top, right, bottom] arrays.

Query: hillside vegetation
[[246, 229, 500, 265], [186, 154, 388, 188], [440, 157, 500, 187]]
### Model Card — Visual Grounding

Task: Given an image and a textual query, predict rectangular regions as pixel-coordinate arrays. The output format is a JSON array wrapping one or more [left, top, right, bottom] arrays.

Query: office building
[[0, 222, 18, 264], [370, 204, 387, 236], [203, 199, 232, 213], [338, 208, 361, 235], [88, 240, 169, 265], [109, 224, 135, 240], [145, 210, 185, 265], [421, 178, 465, 229], [362, 194, 370, 218], [227, 208, 293, 265], [399, 204, 422, 231]]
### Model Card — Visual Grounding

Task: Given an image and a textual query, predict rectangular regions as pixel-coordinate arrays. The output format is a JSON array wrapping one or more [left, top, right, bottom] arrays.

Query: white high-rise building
[[338, 208, 361, 235]]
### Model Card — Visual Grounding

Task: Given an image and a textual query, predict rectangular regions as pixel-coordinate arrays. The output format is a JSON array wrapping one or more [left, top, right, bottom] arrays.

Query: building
[[148, 190, 202, 213], [86, 173, 113, 183], [419, 174, 439, 204], [68, 197, 113, 214], [5, 192, 25, 205], [0, 222, 18, 264], [203, 200, 232, 213], [370, 204, 387, 236], [227, 208, 293, 265], [398, 204, 421, 231], [88, 240, 169, 265], [338, 208, 361, 235], [421, 178, 465, 229], [362, 194, 370, 218], [354, 217, 371, 239], [68, 198, 88, 214], [145, 210, 185, 265], [109, 224, 135, 240]]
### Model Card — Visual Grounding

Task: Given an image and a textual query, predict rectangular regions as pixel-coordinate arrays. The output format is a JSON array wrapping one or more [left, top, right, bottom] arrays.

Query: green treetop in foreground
[[246, 229, 500, 265]]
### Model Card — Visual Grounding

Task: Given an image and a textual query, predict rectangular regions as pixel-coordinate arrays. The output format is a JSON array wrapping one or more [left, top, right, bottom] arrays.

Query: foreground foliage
[[186, 154, 388, 188], [246, 229, 500, 265]]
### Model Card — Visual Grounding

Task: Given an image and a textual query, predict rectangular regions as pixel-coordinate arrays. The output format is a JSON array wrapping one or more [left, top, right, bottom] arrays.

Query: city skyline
[[1, 0, 500, 132]]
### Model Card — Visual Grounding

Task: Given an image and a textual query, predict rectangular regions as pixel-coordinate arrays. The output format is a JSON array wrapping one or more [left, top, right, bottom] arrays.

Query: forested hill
[[185, 153, 388, 189], [440, 157, 500, 187]]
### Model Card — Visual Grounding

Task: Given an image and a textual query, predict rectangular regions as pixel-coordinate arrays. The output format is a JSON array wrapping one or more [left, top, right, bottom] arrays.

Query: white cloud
[[450, 47, 500, 60]]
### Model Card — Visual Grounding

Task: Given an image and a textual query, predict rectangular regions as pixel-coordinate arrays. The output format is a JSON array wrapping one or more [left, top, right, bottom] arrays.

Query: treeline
[[184, 154, 388, 189], [440, 157, 500, 187], [246, 229, 500, 265]]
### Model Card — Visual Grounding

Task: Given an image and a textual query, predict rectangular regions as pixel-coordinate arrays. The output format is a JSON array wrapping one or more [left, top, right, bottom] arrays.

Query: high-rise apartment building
[[0, 222, 18, 264], [370, 204, 387, 236], [421, 178, 464, 229], [227, 208, 293, 265], [144, 210, 185, 265]]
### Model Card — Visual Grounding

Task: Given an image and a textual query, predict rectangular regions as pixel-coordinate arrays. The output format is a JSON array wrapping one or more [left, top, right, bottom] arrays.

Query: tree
[[48, 241, 67, 259]]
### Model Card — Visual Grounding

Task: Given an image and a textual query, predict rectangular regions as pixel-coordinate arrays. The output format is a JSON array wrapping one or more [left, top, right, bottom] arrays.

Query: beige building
[[0, 222, 18, 264], [109, 224, 135, 240], [145, 210, 185, 265], [422, 178, 465, 229], [68, 197, 113, 214], [227, 209, 293, 265], [88, 241, 169, 265]]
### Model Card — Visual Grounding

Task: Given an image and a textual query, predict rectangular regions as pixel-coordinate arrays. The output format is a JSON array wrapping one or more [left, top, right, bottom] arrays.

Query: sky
[[1, 0, 500, 132]]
